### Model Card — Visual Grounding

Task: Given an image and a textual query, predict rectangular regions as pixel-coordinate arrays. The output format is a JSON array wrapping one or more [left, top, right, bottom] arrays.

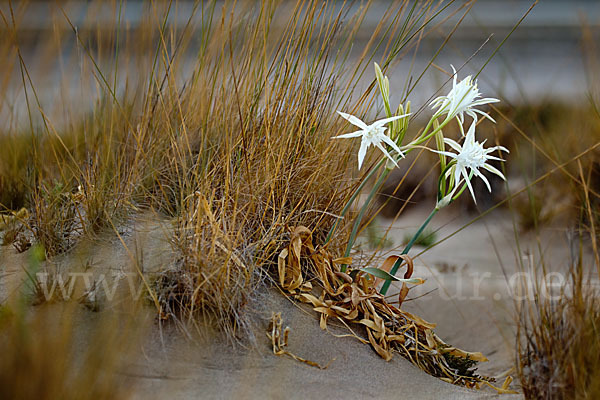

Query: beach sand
[[5, 205, 585, 398]]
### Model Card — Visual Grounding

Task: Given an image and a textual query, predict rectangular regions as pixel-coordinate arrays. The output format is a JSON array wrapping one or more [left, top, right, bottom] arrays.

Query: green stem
[[404, 115, 450, 151], [418, 116, 436, 141], [324, 158, 386, 246], [379, 207, 439, 295]]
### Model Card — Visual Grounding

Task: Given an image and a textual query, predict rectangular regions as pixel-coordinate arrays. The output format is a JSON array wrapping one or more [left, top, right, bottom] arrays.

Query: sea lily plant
[[328, 63, 507, 297]]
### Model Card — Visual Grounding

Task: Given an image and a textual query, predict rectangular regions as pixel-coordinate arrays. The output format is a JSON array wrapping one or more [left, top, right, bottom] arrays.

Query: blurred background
[[3, 0, 600, 121], [2, 0, 599, 233]]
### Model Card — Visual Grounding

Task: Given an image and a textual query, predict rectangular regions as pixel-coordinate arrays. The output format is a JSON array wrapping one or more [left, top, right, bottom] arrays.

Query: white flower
[[333, 111, 409, 170], [430, 66, 499, 126], [436, 120, 508, 203]]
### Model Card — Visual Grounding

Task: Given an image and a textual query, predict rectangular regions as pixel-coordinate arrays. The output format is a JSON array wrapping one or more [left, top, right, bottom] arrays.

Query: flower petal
[[380, 134, 405, 159], [471, 97, 500, 106], [357, 139, 369, 170], [337, 111, 368, 129], [432, 149, 458, 158], [332, 130, 366, 139], [372, 114, 411, 128], [374, 141, 398, 168], [482, 163, 506, 180], [465, 120, 477, 141], [464, 173, 477, 204], [485, 145, 509, 154], [443, 138, 463, 152], [430, 96, 445, 107], [455, 166, 463, 188], [485, 155, 504, 162], [451, 65, 457, 87], [472, 109, 496, 123], [474, 168, 492, 192]]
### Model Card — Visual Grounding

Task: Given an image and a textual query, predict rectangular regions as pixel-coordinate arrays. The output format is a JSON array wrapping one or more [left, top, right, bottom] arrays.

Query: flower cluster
[[333, 64, 507, 206], [331, 63, 509, 292]]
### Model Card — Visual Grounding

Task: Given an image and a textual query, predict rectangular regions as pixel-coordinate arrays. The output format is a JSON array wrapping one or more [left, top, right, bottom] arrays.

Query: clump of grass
[[29, 181, 80, 258], [516, 164, 600, 399], [516, 257, 600, 399], [0, 0, 486, 344], [145, 1, 454, 338]]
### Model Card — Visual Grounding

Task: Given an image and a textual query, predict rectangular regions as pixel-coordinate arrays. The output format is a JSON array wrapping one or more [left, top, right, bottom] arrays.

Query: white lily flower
[[430, 66, 499, 127], [333, 111, 410, 170], [435, 120, 508, 203]]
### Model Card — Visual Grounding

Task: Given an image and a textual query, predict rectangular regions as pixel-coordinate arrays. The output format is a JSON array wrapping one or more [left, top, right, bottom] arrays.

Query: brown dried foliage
[[277, 225, 516, 390]]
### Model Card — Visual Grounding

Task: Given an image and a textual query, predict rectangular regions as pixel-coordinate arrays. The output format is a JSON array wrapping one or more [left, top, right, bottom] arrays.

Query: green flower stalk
[[379, 208, 438, 295], [330, 64, 507, 286]]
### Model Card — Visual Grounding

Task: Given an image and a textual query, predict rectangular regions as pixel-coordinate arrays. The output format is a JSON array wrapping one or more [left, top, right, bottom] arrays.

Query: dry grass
[[492, 101, 600, 231], [516, 242, 600, 399], [0, 0, 470, 340], [0, 299, 141, 400], [515, 150, 600, 398]]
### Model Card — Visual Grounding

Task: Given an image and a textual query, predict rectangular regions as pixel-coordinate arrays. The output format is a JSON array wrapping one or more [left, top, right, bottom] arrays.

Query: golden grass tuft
[[136, 1, 455, 338], [516, 158, 600, 399], [1, 0, 461, 341], [516, 255, 600, 399]]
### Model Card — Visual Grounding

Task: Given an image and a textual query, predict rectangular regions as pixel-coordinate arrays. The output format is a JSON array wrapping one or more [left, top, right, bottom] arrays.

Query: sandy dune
[[4, 208, 572, 398]]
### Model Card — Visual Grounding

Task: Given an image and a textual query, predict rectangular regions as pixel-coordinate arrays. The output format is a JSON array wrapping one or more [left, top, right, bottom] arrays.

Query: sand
[[125, 287, 517, 400], [5, 206, 582, 398]]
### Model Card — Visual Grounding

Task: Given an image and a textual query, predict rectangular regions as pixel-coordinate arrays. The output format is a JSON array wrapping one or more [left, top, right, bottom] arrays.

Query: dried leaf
[[367, 329, 392, 361], [332, 257, 353, 265], [278, 248, 289, 288], [373, 255, 417, 307], [358, 319, 379, 330], [297, 293, 325, 307], [400, 310, 437, 329], [335, 272, 353, 284], [268, 312, 334, 369], [441, 347, 488, 362], [425, 329, 436, 348], [319, 312, 327, 330], [374, 255, 414, 286]]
